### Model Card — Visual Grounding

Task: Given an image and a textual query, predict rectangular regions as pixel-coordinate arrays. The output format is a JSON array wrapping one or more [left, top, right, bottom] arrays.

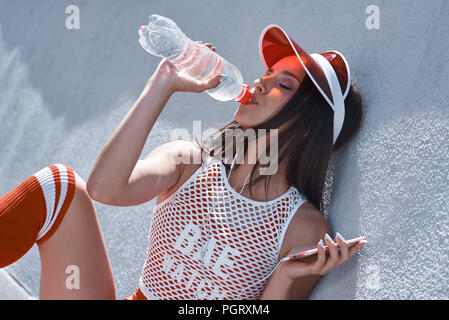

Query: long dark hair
[[193, 73, 363, 212]]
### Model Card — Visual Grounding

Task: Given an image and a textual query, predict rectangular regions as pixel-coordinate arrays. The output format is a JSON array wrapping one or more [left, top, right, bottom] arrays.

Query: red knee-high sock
[[0, 164, 76, 268]]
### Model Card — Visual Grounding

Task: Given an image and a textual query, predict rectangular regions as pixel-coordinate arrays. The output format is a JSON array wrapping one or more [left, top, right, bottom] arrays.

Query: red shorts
[[124, 287, 148, 300]]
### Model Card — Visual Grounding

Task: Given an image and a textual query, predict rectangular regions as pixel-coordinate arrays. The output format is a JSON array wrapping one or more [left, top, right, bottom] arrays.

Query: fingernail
[[220, 75, 230, 80], [318, 239, 324, 247], [336, 232, 345, 241], [325, 233, 332, 242]]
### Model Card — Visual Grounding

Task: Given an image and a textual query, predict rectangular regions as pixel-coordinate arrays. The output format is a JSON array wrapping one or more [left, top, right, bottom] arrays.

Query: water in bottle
[[138, 14, 252, 104]]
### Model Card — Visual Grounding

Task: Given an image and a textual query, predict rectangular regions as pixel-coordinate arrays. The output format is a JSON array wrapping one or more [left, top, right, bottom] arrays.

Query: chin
[[233, 110, 254, 128]]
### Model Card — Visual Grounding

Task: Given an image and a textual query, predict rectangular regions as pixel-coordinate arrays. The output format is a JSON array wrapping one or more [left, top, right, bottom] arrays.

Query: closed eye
[[265, 69, 294, 91]]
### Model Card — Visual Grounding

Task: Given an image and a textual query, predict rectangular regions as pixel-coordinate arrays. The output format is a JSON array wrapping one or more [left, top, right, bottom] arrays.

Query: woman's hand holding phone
[[151, 41, 223, 94], [278, 233, 367, 279]]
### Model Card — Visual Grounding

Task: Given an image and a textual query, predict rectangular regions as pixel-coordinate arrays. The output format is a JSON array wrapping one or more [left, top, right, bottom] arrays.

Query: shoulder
[[147, 138, 201, 159], [173, 139, 203, 172], [278, 201, 331, 259], [151, 139, 204, 203], [146, 139, 203, 171]]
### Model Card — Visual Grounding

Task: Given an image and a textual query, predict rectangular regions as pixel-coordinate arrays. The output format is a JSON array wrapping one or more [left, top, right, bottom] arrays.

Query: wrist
[[145, 72, 176, 96], [259, 264, 294, 300], [273, 263, 296, 286]]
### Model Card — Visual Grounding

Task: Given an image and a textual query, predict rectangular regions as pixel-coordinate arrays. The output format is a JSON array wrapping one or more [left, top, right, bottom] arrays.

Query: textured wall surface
[[0, 0, 448, 299]]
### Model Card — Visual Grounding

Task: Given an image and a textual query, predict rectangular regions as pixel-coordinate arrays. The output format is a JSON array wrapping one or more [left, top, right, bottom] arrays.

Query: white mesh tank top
[[138, 154, 307, 300]]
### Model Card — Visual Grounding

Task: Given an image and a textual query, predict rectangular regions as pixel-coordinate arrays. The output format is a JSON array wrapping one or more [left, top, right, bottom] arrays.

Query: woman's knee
[[0, 163, 86, 266], [47, 163, 90, 201], [34, 163, 90, 244]]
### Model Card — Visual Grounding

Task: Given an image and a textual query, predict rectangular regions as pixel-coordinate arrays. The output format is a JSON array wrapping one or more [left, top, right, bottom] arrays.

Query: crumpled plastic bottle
[[138, 14, 251, 104]]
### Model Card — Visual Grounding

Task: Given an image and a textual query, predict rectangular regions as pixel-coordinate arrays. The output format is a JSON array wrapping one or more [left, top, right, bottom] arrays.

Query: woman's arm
[[86, 66, 176, 203], [260, 203, 366, 299], [87, 50, 222, 205], [258, 266, 296, 299], [259, 204, 329, 299], [259, 256, 324, 300]]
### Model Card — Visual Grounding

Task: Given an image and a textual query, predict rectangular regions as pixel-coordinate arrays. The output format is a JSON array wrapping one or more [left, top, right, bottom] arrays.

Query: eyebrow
[[280, 71, 302, 83], [267, 68, 302, 83]]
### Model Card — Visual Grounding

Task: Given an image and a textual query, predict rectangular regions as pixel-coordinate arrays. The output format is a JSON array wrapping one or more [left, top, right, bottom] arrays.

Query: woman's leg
[[0, 164, 115, 299], [38, 169, 115, 299]]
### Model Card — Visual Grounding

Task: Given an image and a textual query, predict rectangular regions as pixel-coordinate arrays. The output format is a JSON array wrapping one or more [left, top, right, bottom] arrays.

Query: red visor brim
[[259, 25, 336, 105]]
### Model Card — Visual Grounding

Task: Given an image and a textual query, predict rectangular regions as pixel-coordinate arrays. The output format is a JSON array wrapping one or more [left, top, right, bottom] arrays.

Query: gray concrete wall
[[0, 0, 447, 299]]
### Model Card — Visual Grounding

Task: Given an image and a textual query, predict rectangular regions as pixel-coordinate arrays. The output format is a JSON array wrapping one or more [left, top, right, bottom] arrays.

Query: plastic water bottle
[[138, 14, 252, 104]]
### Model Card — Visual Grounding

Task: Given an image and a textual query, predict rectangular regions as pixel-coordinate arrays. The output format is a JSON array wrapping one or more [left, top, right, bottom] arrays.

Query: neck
[[225, 135, 291, 200]]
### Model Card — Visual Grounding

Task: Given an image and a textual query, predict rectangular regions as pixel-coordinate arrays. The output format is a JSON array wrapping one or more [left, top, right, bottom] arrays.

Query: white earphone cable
[[196, 142, 284, 300]]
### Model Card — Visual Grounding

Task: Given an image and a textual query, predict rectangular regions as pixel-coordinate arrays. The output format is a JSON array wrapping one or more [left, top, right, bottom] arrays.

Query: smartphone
[[281, 236, 366, 261]]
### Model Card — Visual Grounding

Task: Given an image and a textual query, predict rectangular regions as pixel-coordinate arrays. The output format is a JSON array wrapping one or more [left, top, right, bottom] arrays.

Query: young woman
[[0, 24, 365, 299]]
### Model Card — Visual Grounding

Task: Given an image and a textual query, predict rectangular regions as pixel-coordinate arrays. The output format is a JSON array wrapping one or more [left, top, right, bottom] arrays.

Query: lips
[[246, 91, 259, 105]]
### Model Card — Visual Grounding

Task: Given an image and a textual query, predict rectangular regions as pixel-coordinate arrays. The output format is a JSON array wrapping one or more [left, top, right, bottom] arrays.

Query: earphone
[[193, 134, 286, 299], [195, 143, 252, 298]]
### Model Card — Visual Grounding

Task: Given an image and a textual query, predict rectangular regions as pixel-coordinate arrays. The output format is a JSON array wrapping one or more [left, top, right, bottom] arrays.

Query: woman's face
[[234, 55, 306, 128]]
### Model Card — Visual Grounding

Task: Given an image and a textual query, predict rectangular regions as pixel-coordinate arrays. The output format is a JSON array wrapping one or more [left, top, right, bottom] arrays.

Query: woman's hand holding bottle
[[151, 41, 223, 95]]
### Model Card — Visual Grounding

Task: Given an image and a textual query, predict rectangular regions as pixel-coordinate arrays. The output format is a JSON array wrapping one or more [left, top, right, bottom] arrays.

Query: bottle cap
[[234, 84, 252, 104]]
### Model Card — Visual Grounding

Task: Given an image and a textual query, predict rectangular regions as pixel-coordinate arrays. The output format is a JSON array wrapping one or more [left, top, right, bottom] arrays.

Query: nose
[[253, 77, 267, 94]]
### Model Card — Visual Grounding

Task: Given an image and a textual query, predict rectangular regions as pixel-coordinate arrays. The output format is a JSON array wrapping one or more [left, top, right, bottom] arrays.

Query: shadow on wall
[[311, 110, 449, 299], [0, 2, 146, 127]]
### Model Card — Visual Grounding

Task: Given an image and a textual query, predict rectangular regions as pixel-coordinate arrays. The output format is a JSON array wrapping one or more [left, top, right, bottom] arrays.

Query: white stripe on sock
[[43, 164, 69, 238], [34, 166, 56, 241]]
